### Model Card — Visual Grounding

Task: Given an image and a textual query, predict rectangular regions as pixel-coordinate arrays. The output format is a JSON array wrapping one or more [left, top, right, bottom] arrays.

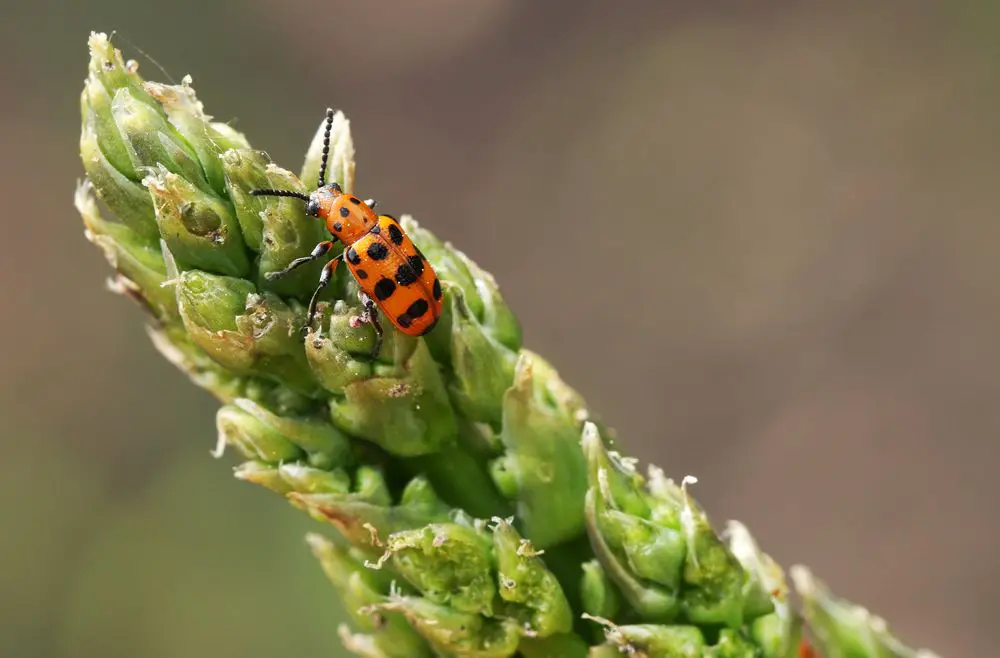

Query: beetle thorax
[[313, 189, 377, 244]]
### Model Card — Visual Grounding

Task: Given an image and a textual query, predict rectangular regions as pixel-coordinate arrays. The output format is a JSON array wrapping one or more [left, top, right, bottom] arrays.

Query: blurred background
[[2, 2, 998, 656]]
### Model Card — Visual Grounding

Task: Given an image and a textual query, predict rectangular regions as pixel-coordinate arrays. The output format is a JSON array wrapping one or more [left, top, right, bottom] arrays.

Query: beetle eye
[[305, 199, 320, 216]]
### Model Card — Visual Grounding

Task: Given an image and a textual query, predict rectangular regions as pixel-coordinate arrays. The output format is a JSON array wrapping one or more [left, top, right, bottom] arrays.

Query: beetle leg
[[358, 291, 384, 358], [303, 252, 343, 335], [266, 240, 336, 281]]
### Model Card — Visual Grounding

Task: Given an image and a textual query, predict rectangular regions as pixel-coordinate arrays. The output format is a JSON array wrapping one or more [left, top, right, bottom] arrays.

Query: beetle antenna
[[249, 189, 310, 202], [317, 107, 335, 188]]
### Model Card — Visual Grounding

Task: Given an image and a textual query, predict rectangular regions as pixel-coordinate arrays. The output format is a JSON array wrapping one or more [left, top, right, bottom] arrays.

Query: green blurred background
[[2, 2, 998, 656]]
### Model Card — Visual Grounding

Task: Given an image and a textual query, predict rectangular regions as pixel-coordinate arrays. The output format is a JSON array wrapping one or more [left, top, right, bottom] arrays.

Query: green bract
[[76, 32, 944, 658], [791, 567, 942, 658]]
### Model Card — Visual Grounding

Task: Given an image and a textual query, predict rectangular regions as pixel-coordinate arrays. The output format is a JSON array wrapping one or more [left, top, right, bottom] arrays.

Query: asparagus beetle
[[250, 109, 443, 356]]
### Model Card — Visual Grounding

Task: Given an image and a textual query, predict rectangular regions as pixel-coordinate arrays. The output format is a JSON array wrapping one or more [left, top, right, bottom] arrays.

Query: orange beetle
[[250, 108, 442, 356]]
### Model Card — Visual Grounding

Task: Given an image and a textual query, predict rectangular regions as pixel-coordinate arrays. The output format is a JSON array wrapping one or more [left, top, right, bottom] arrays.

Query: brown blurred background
[[2, 2, 998, 657]]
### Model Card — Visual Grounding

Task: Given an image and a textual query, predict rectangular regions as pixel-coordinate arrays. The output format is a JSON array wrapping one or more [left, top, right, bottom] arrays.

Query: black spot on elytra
[[367, 243, 389, 260], [387, 223, 404, 245], [339, 206, 350, 218], [333, 222, 342, 232], [407, 298, 429, 319], [356, 268, 368, 279], [432, 278, 442, 300], [396, 313, 413, 329], [395, 262, 418, 286], [346, 247, 361, 265], [407, 255, 424, 276], [369, 224, 381, 235], [350, 196, 362, 205], [374, 278, 396, 301]]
